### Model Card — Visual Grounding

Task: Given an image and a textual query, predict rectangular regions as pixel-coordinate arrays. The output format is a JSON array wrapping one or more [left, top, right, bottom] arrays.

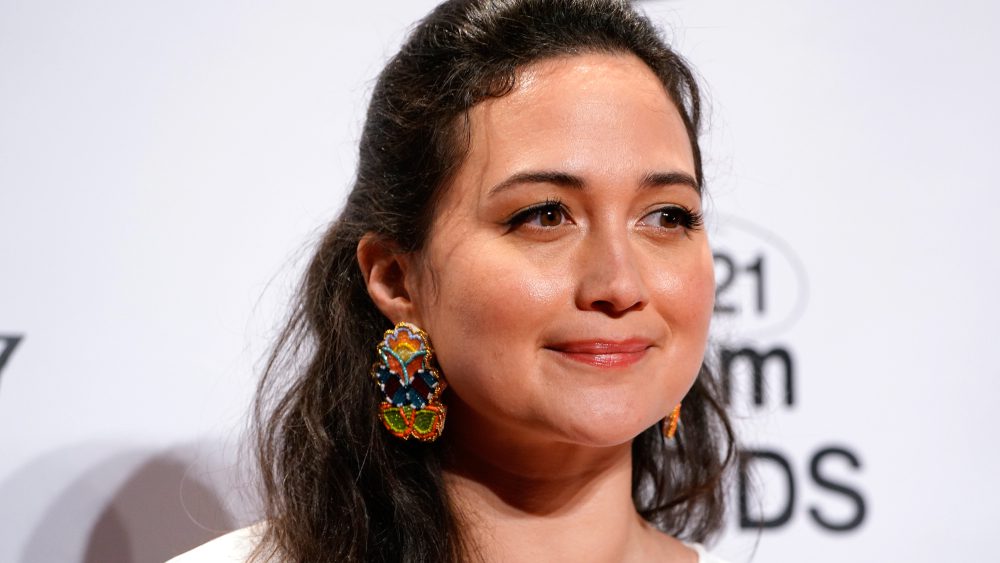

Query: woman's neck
[[441, 429, 697, 562]]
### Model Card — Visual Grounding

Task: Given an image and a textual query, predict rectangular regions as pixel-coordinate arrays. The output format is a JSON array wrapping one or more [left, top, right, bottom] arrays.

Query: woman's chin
[[544, 405, 664, 449]]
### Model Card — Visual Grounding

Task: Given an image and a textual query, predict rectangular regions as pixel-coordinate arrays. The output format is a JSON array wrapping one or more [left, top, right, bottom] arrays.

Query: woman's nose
[[574, 229, 649, 317]]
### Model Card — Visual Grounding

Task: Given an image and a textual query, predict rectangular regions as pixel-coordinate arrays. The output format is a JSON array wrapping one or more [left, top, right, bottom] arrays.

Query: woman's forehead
[[452, 53, 695, 197]]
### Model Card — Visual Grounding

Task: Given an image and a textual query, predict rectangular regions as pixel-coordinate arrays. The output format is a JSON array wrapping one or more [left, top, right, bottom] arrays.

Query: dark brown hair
[[252, 1, 736, 561]]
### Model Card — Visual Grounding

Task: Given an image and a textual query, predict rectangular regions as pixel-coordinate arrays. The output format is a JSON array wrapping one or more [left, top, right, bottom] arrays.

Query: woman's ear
[[357, 233, 421, 324]]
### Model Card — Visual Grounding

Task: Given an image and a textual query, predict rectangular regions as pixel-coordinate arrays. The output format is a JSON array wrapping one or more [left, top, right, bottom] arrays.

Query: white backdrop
[[2, 1, 997, 561]]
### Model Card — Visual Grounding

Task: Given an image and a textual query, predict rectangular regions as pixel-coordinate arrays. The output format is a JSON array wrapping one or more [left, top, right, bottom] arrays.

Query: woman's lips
[[545, 339, 653, 369]]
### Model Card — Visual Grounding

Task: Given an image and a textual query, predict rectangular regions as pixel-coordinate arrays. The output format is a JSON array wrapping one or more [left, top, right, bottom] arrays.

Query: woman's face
[[409, 53, 714, 449]]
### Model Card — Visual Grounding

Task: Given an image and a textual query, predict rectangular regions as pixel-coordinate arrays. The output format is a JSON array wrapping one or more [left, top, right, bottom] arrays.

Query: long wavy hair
[[252, 1, 736, 561]]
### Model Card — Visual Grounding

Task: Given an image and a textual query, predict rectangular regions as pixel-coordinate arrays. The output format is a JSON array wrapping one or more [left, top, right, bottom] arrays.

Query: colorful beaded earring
[[370, 322, 447, 441], [663, 403, 681, 439]]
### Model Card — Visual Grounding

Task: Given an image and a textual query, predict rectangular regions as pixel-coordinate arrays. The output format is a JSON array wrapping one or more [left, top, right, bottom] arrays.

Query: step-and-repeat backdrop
[[2, 1, 997, 561]]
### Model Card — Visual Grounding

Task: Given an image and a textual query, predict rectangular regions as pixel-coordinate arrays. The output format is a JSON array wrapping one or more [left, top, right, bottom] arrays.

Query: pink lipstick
[[546, 339, 652, 368]]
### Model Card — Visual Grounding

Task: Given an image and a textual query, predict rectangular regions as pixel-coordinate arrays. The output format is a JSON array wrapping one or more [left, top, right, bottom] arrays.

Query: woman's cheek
[[427, 246, 568, 397], [651, 248, 715, 330], [689, 246, 717, 329], [443, 243, 566, 325]]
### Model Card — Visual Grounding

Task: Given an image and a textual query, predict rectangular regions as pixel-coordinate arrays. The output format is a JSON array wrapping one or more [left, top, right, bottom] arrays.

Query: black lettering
[[746, 255, 765, 313], [713, 252, 768, 315], [739, 449, 795, 529], [720, 345, 795, 407], [0, 335, 23, 387], [809, 446, 866, 531], [714, 253, 739, 314]]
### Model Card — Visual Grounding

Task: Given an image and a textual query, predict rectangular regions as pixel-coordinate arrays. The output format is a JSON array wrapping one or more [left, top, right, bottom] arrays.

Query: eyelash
[[505, 199, 569, 229], [504, 200, 704, 233], [642, 205, 704, 232]]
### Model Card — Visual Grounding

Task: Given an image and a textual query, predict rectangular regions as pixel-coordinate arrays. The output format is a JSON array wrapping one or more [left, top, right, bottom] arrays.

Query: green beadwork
[[382, 407, 411, 435], [413, 409, 440, 436]]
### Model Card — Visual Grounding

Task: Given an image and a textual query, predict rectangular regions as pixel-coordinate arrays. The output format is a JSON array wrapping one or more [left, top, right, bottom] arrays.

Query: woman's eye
[[507, 201, 569, 229], [538, 206, 565, 227], [640, 206, 703, 231]]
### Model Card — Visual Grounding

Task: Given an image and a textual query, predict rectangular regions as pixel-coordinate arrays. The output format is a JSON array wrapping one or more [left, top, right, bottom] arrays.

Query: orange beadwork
[[664, 403, 681, 439]]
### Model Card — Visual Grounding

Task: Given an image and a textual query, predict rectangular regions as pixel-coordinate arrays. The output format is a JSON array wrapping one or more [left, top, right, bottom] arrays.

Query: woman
[[170, 0, 736, 561]]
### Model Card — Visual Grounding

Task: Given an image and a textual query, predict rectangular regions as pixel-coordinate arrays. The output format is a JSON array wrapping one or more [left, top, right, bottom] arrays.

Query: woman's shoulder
[[684, 541, 732, 563], [166, 522, 266, 563]]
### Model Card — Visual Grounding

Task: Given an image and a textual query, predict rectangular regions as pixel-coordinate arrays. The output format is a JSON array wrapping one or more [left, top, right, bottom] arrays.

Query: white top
[[167, 524, 261, 563], [687, 541, 731, 563], [166, 524, 731, 563]]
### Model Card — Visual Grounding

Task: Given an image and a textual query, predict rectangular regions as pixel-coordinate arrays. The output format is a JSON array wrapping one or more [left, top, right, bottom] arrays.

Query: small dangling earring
[[663, 403, 681, 439], [370, 321, 448, 441]]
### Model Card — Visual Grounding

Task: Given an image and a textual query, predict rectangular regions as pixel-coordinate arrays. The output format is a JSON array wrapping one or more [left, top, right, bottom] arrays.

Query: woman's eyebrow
[[487, 169, 700, 197], [640, 171, 701, 195], [487, 170, 585, 197]]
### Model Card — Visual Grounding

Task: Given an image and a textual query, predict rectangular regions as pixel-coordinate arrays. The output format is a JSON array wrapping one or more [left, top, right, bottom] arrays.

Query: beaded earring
[[663, 403, 681, 439], [370, 322, 447, 441]]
